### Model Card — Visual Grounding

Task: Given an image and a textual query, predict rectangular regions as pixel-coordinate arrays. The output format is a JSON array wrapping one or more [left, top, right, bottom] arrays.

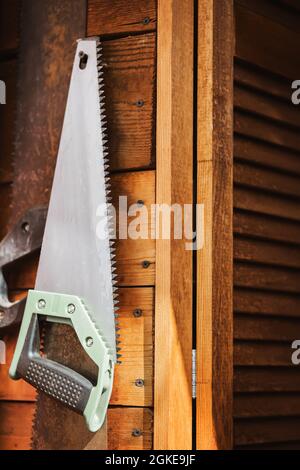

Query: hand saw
[[9, 38, 119, 432]]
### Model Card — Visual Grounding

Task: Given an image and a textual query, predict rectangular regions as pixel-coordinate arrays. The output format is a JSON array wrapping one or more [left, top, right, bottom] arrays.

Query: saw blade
[[35, 38, 118, 362]]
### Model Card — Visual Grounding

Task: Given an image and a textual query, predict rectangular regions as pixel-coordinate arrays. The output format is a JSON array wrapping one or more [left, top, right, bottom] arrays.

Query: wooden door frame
[[154, 0, 194, 450], [154, 0, 233, 450], [196, 0, 234, 450]]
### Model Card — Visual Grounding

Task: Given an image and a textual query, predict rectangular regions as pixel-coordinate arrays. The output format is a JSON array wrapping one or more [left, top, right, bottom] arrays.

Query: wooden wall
[[0, 0, 32, 451], [0, 0, 157, 450], [234, 0, 300, 449], [2, 0, 300, 451]]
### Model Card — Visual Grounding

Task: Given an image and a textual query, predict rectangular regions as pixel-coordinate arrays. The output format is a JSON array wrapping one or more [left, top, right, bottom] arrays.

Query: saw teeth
[[97, 38, 121, 363]]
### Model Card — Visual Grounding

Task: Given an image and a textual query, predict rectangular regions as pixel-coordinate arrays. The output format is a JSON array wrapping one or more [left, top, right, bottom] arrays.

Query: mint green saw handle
[[9, 290, 114, 432]]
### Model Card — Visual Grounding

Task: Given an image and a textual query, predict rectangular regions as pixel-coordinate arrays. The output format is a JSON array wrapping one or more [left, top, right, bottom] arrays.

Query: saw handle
[[15, 314, 93, 413], [9, 290, 114, 432]]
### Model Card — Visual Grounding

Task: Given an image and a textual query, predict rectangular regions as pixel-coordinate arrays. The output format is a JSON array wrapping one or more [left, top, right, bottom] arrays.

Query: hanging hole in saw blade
[[78, 51, 88, 70]]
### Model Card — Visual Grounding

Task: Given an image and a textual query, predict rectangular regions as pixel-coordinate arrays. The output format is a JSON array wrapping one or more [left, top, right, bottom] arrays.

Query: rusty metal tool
[[0, 207, 47, 329], [10, 38, 119, 432]]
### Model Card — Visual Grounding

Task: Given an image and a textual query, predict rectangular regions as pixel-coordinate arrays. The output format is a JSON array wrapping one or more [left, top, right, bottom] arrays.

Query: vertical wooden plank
[[196, 0, 234, 450], [154, 0, 194, 450]]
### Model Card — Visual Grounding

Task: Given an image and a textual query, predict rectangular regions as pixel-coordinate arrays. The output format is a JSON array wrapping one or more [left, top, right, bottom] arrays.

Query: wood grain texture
[[112, 171, 156, 286], [235, 85, 300, 129], [234, 392, 300, 418], [154, 0, 193, 450], [235, 110, 300, 154], [111, 287, 154, 406], [234, 236, 300, 269], [234, 262, 300, 294], [234, 185, 300, 222], [0, 60, 17, 184], [0, 402, 152, 450], [107, 407, 153, 450], [234, 288, 300, 318], [0, 183, 12, 239], [4, 171, 156, 289], [0, 328, 36, 401], [88, 0, 156, 36], [0, 402, 34, 450], [233, 1, 300, 439], [234, 210, 300, 245], [102, 34, 156, 171], [234, 417, 300, 446], [234, 59, 292, 102], [235, 314, 300, 342], [197, 0, 233, 450], [234, 367, 300, 393], [235, 0, 300, 33], [234, 161, 300, 199], [235, 4, 300, 78], [0, 0, 19, 53], [234, 341, 294, 367], [234, 135, 300, 176]]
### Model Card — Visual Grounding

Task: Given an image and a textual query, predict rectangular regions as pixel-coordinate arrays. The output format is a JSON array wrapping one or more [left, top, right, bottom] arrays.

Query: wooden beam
[[154, 0, 194, 450], [197, 0, 234, 450], [88, 0, 156, 36]]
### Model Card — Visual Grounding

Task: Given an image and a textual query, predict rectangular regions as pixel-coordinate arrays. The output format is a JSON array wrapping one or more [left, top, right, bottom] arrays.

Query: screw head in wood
[[135, 100, 144, 107], [135, 378, 144, 387], [142, 17, 150, 25], [133, 308, 142, 318], [132, 428, 142, 437]]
